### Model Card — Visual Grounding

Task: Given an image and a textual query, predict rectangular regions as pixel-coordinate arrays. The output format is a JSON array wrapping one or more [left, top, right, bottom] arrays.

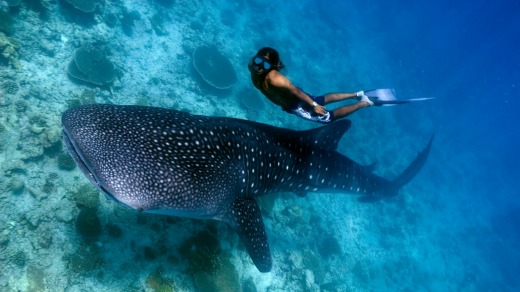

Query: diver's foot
[[360, 94, 374, 106]]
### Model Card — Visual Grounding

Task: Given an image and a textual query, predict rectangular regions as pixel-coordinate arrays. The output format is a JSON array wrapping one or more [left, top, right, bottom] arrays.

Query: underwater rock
[[68, 45, 116, 86], [63, 0, 101, 13], [0, 32, 20, 69], [192, 45, 237, 89]]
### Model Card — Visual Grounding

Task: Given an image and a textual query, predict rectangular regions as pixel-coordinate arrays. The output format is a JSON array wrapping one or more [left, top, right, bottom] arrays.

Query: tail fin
[[358, 135, 433, 202], [393, 135, 434, 189]]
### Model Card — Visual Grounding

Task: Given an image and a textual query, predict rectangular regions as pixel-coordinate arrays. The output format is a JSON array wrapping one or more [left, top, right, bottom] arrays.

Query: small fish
[[62, 104, 432, 272]]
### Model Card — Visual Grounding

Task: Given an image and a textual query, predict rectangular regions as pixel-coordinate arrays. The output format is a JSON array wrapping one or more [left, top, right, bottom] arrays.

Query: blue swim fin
[[365, 89, 434, 106]]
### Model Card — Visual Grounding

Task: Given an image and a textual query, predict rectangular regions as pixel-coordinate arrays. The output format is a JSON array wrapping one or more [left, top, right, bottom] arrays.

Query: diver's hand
[[313, 104, 327, 115], [355, 91, 365, 99]]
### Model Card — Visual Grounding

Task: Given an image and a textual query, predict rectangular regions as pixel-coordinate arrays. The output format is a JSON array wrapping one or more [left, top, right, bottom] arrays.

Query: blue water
[[0, 0, 518, 291]]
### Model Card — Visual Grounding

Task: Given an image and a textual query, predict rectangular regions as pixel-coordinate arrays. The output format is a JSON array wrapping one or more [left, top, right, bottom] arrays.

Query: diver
[[248, 47, 373, 124]]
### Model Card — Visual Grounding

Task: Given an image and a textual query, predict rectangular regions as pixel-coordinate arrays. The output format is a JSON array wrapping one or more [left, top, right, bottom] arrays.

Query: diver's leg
[[323, 92, 358, 104], [331, 101, 371, 121]]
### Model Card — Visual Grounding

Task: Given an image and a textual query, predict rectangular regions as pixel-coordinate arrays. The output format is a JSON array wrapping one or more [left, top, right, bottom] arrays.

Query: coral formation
[[6, 0, 22, 6], [105, 223, 123, 238], [57, 152, 76, 171], [9, 177, 25, 194], [239, 88, 265, 112], [121, 10, 141, 36], [318, 234, 342, 259], [37, 227, 53, 249], [193, 257, 241, 292], [63, 244, 104, 274], [0, 32, 20, 69], [71, 184, 100, 209], [68, 45, 116, 86], [26, 265, 46, 291], [0, 11, 12, 35], [63, 0, 101, 13], [192, 45, 237, 89], [179, 230, 221, 272], [75, 207, 102, 240], [11, 250, 28, 267], [146, 269, 175, 292], [242, 277, 258, 292], [2, 80, 19, 95], [150, 13, 168, 36]]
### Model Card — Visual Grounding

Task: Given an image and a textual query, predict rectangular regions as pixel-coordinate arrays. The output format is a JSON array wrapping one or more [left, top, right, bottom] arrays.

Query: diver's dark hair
[[255, 47, 283, 69]]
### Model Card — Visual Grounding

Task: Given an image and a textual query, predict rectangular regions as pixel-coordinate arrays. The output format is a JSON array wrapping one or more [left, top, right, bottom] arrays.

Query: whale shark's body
[[62, 104, 432, 272]]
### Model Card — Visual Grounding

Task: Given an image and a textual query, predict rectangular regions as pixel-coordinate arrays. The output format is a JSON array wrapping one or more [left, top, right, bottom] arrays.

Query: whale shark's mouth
[[62, 129, 116, 201]]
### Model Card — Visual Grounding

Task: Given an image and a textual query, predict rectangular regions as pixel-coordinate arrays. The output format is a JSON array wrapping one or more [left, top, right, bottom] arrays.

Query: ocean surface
[[1, 0, 519, 291]]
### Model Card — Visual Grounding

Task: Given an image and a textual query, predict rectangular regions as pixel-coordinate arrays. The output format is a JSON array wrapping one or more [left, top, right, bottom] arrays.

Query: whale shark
[[61, 104, 432, 272]]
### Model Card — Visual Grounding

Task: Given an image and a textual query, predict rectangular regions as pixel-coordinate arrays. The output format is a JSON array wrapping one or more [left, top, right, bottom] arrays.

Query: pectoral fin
[[221, 197, 272, 272]]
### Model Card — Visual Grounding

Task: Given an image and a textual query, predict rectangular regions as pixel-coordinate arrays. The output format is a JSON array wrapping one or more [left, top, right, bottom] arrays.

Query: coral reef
[[63, 0, 101, 13], [192, 45, 237, 89], [68, 45, 116, 86]]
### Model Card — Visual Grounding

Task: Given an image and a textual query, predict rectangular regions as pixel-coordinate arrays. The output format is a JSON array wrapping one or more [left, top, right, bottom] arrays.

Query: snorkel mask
[[251, 55, 274, 74], [253, 56, 272, 71], [251, 55, 284, 75]]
